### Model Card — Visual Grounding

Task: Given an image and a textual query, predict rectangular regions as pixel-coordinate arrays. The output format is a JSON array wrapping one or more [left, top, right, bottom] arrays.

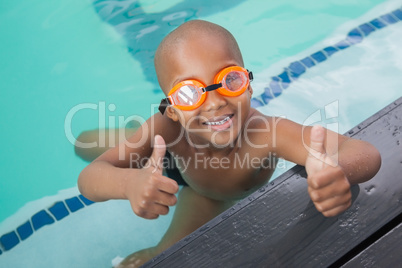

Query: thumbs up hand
[[125, 135, 179, 219], [305, 126, 352, 217]]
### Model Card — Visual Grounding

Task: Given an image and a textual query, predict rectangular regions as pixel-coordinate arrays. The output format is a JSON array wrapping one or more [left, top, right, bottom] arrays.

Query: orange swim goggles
[[158, 66, 253, 114]]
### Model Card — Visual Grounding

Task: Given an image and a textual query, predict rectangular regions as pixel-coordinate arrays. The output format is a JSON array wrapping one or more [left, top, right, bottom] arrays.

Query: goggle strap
[[159, 98, 170, 114], [203, 83, 222, 92], [248, 71, 253, 81]]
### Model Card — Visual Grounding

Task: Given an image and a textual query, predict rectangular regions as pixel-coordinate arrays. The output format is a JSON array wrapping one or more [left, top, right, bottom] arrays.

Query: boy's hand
[[305, 126, 352, 217], [126, 135, 179, 219]]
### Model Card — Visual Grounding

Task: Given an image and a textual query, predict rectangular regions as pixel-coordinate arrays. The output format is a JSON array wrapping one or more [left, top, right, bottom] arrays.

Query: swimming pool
[[0, 0, 401, 266]]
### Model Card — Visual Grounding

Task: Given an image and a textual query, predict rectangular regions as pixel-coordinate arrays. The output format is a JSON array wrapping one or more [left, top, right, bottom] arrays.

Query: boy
[[77, 20, 381, 267]]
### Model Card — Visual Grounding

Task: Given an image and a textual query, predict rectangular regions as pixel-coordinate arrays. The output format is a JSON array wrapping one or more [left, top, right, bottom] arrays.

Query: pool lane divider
[[1, 5, 402, 256], [250, 6, 402, 108], [0, 195, 94, 253]]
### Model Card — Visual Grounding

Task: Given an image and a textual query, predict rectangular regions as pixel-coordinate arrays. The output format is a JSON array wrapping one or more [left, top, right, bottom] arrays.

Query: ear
[[166, 106, 180, 122], [248, 85, 253, 96]]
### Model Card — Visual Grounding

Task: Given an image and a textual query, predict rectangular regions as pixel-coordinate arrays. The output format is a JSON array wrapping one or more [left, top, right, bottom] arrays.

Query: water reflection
[[93, 0, 246, 93]]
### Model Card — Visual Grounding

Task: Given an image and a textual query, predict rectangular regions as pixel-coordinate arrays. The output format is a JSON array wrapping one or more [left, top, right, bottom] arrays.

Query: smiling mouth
[[202, 114, 234, 126]]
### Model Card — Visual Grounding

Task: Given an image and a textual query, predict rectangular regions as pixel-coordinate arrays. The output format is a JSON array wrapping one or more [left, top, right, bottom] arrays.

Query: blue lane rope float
[[1, 5, 401, 255]]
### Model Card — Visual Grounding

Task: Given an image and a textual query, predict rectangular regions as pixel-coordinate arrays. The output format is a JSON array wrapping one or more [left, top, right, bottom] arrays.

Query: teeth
[[204, 116, 231, 126]]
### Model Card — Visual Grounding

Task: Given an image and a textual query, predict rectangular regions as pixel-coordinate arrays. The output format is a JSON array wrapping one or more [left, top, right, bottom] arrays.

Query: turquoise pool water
[[1, 0, 401, 266], [0, 0, 390, 222]]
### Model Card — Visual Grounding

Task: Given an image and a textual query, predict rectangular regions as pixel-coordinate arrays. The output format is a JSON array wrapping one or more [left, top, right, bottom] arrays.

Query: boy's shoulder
[[246, 108, 296, 131], [244, 109, 302, 151], [246, 108, 276, 130], [147, 112, 183, 144]]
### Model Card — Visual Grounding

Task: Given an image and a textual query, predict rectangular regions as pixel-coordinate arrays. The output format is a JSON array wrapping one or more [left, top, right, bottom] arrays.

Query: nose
[[202, 90, 227, 112]]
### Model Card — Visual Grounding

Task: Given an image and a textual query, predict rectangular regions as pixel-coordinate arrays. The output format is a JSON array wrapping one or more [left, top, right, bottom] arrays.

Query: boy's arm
[[78, 114, 180, 219], [272, 118, 381, 217], [74, 127, 137, 162]]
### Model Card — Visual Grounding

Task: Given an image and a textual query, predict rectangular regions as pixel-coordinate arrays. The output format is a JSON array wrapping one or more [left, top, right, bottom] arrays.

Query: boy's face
[[158, 32, 253, 148]]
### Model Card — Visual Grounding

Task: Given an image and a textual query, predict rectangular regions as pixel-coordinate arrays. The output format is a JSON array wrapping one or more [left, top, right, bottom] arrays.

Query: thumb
[[147, 135, 166, 174], [306, 125, 327, 174], [309, 125, 326, 157]]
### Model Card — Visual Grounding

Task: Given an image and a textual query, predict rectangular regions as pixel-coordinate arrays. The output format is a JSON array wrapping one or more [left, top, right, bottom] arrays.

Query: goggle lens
[[172, 85, 201, 106], [221, 70, 247, 93]]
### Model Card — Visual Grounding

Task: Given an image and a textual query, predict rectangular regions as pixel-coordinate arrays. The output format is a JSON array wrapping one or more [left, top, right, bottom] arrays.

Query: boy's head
[[154, 20, 253, 147], [154, 20, 244, 94]]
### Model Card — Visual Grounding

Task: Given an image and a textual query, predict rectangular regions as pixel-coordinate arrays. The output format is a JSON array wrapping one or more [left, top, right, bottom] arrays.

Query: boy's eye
[[225, 72, 244, 91]]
